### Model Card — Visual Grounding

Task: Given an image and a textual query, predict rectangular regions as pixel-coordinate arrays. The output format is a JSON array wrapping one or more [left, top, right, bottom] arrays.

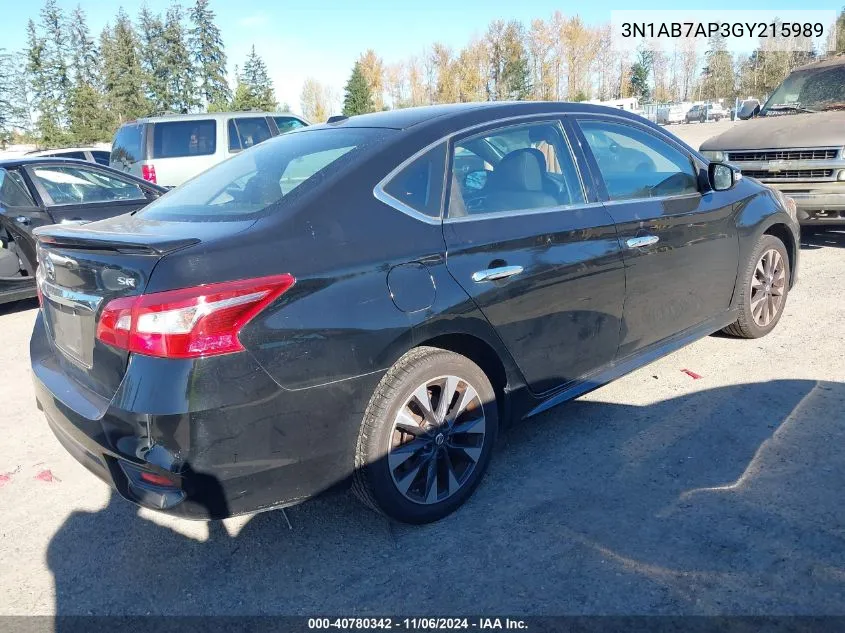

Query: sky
[[2, 0, 840, 113]]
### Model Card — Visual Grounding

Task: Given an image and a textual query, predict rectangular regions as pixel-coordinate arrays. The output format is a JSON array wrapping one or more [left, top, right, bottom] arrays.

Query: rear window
[[111, 123, 143, 167], [138, 128, 394, 221], [152, 120, 216, 158]]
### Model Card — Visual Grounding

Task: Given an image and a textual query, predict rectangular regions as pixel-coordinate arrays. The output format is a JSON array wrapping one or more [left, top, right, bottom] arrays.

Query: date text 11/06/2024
[[307, 618, 528, 630], [621, 21, 825, 39]]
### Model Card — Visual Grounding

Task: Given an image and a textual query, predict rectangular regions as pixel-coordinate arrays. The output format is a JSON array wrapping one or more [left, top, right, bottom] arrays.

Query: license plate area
[[39, 277, 102, 369]]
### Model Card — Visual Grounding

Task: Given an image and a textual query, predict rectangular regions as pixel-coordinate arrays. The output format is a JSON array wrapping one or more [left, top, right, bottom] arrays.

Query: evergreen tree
[[835, 8, 845, 54], [701, 35, 735, 100], [161, 3, 197, 113], [40, 0, 71, 132], [137, 5, 167, 111], [505, 53, 531, 100], [0, 50, 14, 147], [629, 46, 653, 101], [26, 18, 64, 146], [189, 0, 231, 110], [232, 46, 276, 111], [68, 5, 98, 86], [342, 62, 373, 116], [68, 6, 111, 143], [101, 11, 150, 123]]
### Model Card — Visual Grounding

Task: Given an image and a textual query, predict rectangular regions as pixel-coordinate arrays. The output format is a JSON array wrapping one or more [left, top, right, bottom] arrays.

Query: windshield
[[138, 127, 394, 221], [761, 64, 845, 115]]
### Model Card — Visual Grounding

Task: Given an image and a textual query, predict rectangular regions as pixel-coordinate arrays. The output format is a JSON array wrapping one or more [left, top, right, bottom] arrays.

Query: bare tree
[[384, 61, 406, 108], [679, 37, 699, 101], [562, 16, 598, 100], [300, 77, 330, 122]]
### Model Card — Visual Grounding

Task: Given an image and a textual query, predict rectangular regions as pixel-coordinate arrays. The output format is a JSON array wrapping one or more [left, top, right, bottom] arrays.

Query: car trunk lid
[[34, 215, 253, 401]]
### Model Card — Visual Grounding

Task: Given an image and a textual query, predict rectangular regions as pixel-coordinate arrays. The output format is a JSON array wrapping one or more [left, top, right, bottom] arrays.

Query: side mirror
[[709, 162, 738, 191], [737, 102, 760, 120]]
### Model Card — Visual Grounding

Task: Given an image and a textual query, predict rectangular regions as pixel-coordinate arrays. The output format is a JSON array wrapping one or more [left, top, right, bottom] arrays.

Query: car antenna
[[326, 115, 348, 124]]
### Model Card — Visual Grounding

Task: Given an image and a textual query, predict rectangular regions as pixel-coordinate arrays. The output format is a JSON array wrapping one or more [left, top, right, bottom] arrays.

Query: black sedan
[[0, 158, 165, 305], [30, 102, 799, 524]]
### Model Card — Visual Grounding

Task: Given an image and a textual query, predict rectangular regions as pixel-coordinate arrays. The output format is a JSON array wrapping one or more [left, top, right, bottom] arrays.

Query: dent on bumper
[[30, 315, 386, 519]]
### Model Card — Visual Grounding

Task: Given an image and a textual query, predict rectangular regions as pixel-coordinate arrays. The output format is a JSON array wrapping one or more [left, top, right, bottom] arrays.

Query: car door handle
[[626, 235, 660, 249], [471, 265, 524, 283]]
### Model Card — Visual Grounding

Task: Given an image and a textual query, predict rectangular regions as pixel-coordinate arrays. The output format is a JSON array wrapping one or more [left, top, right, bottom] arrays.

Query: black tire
[[723, 234, 790, 339], [352, 346, 498, 524]]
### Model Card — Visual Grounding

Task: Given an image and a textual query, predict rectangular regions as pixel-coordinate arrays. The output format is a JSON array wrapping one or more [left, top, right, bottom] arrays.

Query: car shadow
[[800, 227, 845, 250], [47, 379, 845, 616], [0, 296, 38, 317]]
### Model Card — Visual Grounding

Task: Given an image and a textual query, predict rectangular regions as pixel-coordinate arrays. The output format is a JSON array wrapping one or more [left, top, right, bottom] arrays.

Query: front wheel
[[723, 234, 790, 338], [352, 346, 498, 523]]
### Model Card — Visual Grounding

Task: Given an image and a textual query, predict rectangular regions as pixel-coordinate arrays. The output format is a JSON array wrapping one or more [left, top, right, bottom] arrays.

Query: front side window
[[274, 116, 308, 134], [91, 151, 111, 166], [139, 127, 394, 221], [151, 120, 216, 158], [381, 143, 447, 218], [29, 165, 146, 206], [578, 120, 699, 201], [448, 121, 584, 218]]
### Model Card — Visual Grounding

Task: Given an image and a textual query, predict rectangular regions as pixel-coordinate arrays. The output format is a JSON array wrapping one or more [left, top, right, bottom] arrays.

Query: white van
[[110, 112, 309, 188]]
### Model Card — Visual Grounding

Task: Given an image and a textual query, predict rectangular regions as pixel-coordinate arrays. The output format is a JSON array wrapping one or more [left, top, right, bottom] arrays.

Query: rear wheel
[[352, 346, 498, 524], [723, 234, 790, 338]]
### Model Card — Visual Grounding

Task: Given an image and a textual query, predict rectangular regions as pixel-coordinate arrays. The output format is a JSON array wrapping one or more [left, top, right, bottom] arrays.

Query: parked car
[[657, 104, 689, 125], [701, 56, 845, 226], [110, 111, 310, 188], [685, 103, 726, 123], [27, 147, 111, 165], [0, 158, 165, 305], [31, 102, 799, 524]]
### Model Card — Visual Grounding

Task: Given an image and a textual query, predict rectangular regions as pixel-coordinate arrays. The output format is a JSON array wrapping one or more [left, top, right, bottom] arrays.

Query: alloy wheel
[[387, 375, 486, 505], [751, 248, 786, 327]]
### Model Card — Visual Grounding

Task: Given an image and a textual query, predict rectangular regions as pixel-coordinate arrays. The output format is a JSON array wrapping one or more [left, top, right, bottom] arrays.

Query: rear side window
[[273, 116, 308, 134], [91, 151, 111, 166], [152, 120, 216, 158], [228, 117, 273, 151], [381, 144, 446, 218], [0, 168, 35, 207], [578, 120, 698, 201], [139, 128, 394, 221], [111, 123, 143, 167], [30, 165, 146, 205]]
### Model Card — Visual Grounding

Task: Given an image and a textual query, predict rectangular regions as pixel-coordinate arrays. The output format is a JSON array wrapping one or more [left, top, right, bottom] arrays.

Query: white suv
[[110, 112, 309, 188]]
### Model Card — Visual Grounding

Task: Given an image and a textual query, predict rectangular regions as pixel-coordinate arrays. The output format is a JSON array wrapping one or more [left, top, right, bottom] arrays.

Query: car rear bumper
[[31, 313, 385, 520]]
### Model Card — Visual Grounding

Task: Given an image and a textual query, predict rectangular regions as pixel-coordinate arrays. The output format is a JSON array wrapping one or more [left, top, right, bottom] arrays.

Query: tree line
[[0, 0, 281, 148], [330, 9, 845, 118], [2, 2, 844, 147]]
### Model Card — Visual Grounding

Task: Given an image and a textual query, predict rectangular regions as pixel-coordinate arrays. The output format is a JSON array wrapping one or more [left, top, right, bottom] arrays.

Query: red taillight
[[141, 163, 157, 183], [95, 274, 295, 359], [139, 471, 176, 487]]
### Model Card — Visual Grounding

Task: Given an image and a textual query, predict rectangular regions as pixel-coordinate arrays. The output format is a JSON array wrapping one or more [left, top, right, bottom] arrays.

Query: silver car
[[109, 112, 309, 188]]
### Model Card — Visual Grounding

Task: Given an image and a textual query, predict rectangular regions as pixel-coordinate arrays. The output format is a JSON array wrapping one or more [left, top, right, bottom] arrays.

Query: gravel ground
[[1, 120, 843, 616]]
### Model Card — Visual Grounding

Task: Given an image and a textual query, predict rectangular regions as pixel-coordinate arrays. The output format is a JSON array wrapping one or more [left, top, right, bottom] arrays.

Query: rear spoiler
[[35, 224, 199, 256]]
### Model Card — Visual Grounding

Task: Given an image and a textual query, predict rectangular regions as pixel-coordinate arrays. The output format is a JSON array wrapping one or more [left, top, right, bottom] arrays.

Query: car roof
[[0, 157, 102, 168], [128, 111, 308, 124], [26, 147, 107, 155], [298, 101, 656, 133], [793, 53, 845, 72]]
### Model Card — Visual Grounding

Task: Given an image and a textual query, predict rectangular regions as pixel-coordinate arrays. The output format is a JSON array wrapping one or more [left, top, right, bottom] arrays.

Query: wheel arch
[[762, 222, 797, 286]]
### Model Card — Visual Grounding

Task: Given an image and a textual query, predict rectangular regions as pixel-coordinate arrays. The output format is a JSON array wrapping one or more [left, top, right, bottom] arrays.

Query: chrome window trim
[[444, 201, 605, 224]]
